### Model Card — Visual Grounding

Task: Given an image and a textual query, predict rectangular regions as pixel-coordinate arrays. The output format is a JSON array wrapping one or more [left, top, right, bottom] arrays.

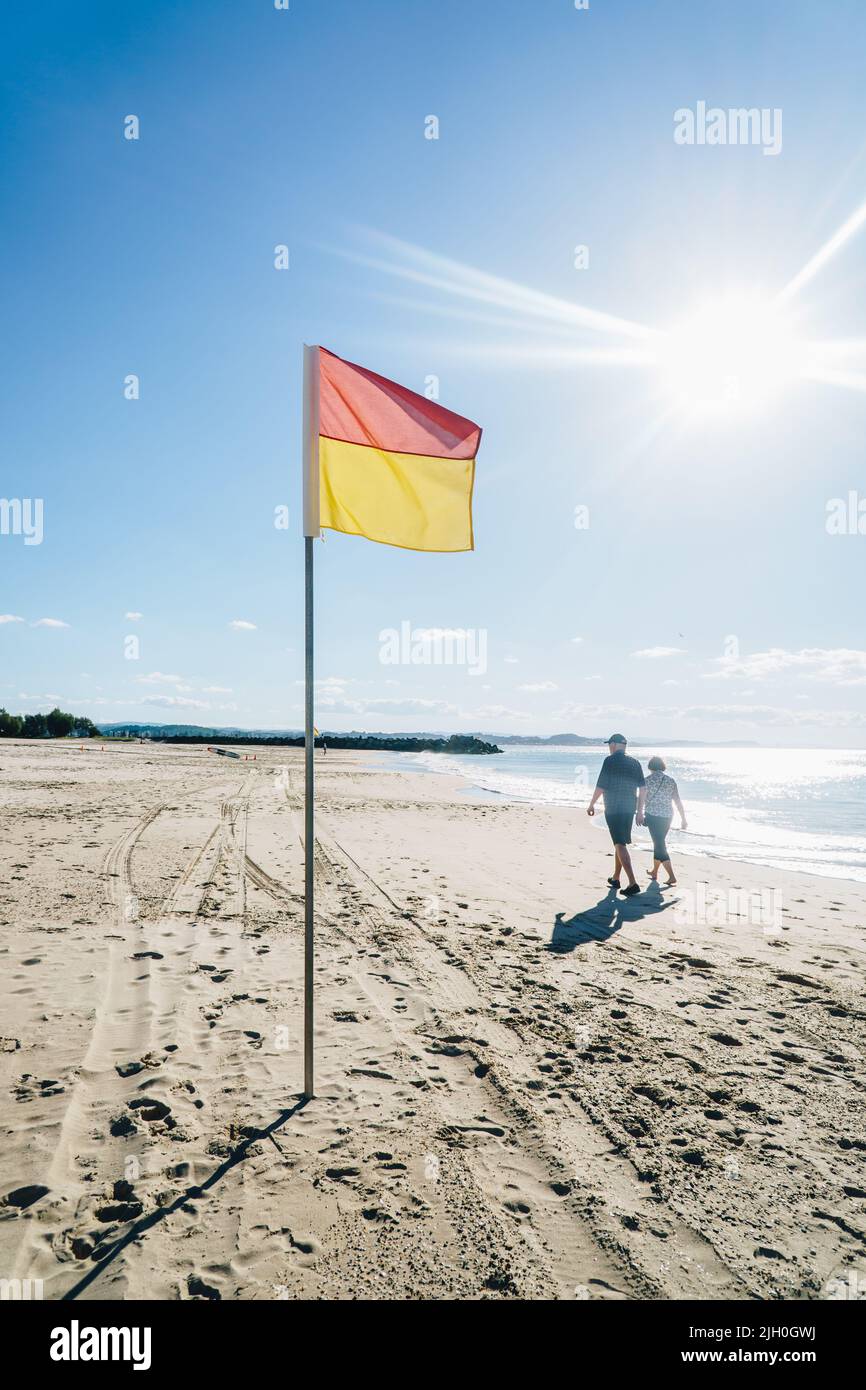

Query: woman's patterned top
[[645, 771, 678, 817]]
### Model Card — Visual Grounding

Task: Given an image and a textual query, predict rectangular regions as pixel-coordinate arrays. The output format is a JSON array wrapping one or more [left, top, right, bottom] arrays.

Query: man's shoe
[[620, 883, 641, 897], [607, 877, 620, 887]]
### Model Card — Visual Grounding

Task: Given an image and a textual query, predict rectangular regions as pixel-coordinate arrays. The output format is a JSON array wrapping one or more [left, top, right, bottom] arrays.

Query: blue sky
[[2, 0, 866, 745]]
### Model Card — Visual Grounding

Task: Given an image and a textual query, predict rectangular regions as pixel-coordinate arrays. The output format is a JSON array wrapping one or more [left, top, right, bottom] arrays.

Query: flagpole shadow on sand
[[549, 881, 677, 952], [59, 1098, 310, 1301]]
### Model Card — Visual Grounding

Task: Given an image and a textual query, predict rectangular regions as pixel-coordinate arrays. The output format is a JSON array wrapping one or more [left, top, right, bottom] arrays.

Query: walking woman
[[644, 756, 687, 886]]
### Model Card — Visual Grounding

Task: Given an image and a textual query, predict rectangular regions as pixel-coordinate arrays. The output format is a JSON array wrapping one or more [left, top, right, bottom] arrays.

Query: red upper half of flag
[[317, 347, 482, 460]]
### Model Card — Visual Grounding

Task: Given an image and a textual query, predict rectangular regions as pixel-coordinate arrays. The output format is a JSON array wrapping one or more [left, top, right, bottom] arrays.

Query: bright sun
[[655, 292, 805, 418], [367, 193, 866, 427]]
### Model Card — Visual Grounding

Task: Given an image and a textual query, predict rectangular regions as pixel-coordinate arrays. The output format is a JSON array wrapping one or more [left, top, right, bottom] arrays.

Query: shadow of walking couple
[[550, 879, 677, 952]]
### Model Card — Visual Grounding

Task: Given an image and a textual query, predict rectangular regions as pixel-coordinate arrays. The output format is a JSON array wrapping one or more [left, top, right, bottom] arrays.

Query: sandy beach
[[1, 738, 864, 1301]]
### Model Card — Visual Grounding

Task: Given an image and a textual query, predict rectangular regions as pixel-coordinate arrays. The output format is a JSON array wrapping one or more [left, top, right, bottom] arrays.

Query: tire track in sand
[[13, 790, 233, 1292], [282, 772, 747, 1299], [280, 777, 629, 1296]]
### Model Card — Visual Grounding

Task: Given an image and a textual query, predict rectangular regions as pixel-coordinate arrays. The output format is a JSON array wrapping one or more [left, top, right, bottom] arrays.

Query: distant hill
[[490, 734, 760, 748], [492, 733, 602, 746]]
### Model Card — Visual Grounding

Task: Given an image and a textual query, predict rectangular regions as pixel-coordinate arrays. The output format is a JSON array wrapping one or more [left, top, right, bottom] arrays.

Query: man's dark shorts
[[605, 811, 634, 846]]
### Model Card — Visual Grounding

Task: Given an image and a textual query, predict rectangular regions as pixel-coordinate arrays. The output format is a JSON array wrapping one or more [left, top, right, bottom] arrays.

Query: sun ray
[[802, 337, 866, 358], [336, 229, 659, 341], [801, 366, 866, 392], [361, 287, 631, 339], [402, 340, 656, 368], [331, 208, 866, 425], [777, 195, 866, 303]]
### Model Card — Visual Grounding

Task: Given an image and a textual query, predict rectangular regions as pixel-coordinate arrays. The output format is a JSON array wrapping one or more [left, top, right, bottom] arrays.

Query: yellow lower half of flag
[[319, 437, 474, 552]]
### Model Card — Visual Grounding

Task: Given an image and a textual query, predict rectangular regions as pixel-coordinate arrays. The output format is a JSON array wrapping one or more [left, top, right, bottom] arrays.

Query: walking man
[[586, 734, 646, 897]]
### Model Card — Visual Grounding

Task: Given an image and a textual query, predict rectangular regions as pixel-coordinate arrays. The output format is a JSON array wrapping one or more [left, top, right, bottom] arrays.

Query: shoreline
[[387, 747, 866, 889]]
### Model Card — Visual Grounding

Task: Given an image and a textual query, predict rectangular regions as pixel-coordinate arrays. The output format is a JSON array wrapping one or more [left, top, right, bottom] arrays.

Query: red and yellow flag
[[313, 348, 481, 552]]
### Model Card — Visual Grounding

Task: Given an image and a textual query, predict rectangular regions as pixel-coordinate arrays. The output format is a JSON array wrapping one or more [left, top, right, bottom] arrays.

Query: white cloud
[[125, 611, 143, 621], [632, 646, 684, 659], [0, 615, 25, 625], [229, 619, 257, 631], [553, 699, 866, 729], [706, 647, 866, 686], [296, 676, 351, 694], [517, 681, 558, 693], [203, 685, 233, 694], [552, 702, 642, 725], [142, 695, 209, 710], [367, 697, 457, 715], [504, 656, 519, 664], [135, 672, 185, 686], [679, 703, 866, 727], [316, 694, 458, 716], [570, 636, 583, 644], [32, 618, 69, 629], [463, 704, 531, 721]]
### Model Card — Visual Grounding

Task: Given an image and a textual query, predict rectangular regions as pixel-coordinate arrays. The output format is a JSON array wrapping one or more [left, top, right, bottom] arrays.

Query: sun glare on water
[[654, 293, 804, 418]]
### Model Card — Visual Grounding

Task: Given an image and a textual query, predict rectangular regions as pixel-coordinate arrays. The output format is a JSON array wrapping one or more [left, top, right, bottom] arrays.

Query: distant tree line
[[0, 707, 100, 739], [159, 732, 502, 755]]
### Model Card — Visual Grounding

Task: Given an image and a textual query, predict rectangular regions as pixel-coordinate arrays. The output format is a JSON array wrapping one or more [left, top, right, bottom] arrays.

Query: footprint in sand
[[324, 1166, 361, 1184], [187, 1274, 221, 1300], [115, 1052, 164, 1078], [110, 1112, 138, 1137], [362, 1205, 397, 1223], [2, 1183, 50, 1211], [14, 1073, 66, 1101], [125, 1097, 176, 1134], [286, 1231, 320, 1263], [95, 1197, 144, 1224]]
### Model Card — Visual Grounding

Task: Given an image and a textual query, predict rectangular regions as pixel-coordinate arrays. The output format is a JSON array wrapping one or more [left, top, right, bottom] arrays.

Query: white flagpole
[[302, 344, 320, 1100]]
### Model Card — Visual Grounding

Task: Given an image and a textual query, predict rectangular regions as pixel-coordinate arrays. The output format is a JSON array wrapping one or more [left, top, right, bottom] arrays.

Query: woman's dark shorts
[[604, 811, 634, 846]]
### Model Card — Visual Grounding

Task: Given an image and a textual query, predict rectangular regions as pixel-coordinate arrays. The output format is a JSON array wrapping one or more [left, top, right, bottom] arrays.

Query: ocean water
[[406, 745, 866, 884]]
